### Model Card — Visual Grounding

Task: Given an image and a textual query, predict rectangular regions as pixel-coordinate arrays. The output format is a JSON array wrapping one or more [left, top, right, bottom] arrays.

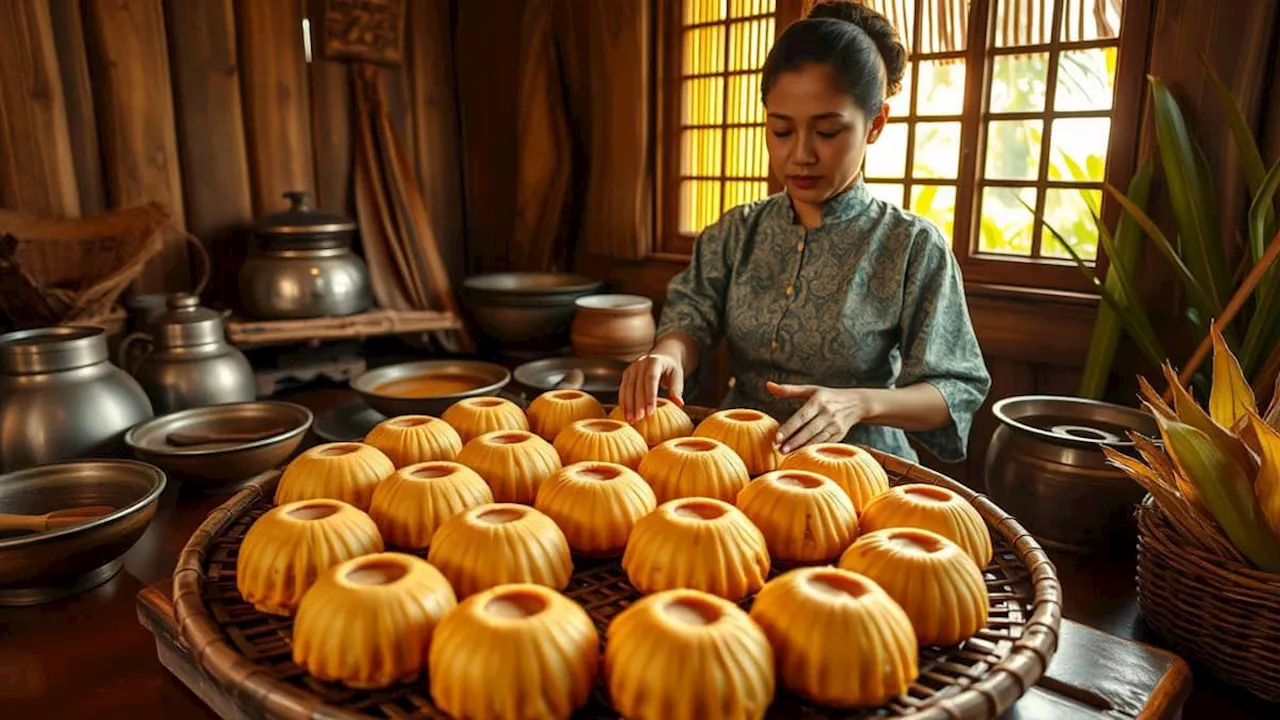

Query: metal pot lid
[[992, 395, 1158, 448], [254, 190, 356, 237], [149, 294, 225, 347]]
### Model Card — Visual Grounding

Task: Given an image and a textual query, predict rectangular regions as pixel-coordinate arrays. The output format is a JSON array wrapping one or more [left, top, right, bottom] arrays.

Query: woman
[[618, 0, 991, 464]]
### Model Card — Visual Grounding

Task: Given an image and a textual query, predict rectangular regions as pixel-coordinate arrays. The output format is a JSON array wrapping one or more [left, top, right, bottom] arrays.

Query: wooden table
[[0, 386, 1274, 719]]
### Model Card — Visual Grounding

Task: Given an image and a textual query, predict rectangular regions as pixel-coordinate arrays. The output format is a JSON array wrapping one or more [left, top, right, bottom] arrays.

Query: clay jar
[[570, 295, 656, 363]]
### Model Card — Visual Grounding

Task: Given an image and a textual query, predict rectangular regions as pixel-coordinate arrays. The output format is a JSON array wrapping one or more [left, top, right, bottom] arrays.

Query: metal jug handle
[[117, 332, 153, 373]]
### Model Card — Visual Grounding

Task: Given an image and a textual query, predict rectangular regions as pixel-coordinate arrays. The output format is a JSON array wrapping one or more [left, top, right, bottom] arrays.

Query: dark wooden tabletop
[[0, 385, 1275, 719]]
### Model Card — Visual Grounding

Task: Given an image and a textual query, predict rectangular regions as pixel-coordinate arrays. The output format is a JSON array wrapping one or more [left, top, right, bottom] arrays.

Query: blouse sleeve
[[896, 226, 992, 462], [654, 210, 743, 387]]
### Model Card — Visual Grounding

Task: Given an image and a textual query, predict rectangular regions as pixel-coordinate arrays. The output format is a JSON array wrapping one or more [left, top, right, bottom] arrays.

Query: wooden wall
[[0, 0, 465, 306]]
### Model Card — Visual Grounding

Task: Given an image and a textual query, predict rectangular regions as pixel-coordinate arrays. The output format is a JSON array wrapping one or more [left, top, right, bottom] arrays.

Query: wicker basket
[[1135, 497, 1280, 702], [0, 203, 173, 329], [172, 406, 1062, 720]]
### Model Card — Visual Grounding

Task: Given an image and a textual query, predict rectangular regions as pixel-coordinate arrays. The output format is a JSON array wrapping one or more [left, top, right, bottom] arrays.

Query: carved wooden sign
[[322, 0, 406, 65]]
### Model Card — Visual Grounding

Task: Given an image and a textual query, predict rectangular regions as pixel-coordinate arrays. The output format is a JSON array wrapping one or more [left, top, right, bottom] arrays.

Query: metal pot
[[238, 190, 372, 319], [120, 293, 257, 414], [0, 327, 154, 473], [985, 395, 1157, 555]]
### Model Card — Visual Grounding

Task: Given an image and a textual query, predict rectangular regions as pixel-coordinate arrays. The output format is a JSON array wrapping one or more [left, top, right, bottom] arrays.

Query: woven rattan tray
[[172, 408, 1061, 719]]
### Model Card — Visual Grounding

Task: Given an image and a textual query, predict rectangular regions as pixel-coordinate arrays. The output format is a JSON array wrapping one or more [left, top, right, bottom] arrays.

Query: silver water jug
[[120, 294, 257, 415], [0, 326, 154, 473]]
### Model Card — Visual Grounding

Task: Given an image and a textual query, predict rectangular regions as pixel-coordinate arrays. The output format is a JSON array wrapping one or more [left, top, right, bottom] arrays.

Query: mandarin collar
[[785, 176, 873, 229]]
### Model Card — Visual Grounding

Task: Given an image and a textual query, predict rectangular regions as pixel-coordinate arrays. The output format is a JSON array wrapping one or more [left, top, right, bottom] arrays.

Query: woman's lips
[[788, 175, 821, 190]]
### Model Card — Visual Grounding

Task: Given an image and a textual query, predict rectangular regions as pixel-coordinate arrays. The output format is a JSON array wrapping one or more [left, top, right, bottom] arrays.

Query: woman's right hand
[[619, 352, 685, 422]]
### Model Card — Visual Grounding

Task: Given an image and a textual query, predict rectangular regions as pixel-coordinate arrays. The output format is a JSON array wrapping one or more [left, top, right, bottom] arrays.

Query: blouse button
[[796, 241, 805, 252], [771, 340, 779, 350], [785, 284, 794, 297]]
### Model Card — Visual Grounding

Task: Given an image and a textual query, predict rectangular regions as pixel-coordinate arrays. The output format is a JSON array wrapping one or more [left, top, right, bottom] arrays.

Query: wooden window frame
[[654, 0, 1153, 295]]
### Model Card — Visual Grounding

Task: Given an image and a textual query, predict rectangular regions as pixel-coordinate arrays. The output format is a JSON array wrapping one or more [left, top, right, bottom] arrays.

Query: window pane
[[727, 74, 763, 124], [728, 18, 773, 72], [682, 77, 725, 126], [977, 186, 1037, 256], [726, 127, 767, 177], [865, 122, 908, 178], [916, 60, 966, 116], [993, 0, 1055, 47], [989, 53, 1049, 113], [984, 120, 1043, 181], [680, 180, 723, 234], [724, 180, 769, 210], [1055, 48, 1117, 111], [1060, 0, 1122, 42], [686, 0, 727, 25], [913, 122, 962, 179], [867, 182, 905, 207], [911, 184, 958, 240], [1048, 117, 1111, 182], [684, 25, 725, 75], [681, 129, 723, 176], [1041, 188, 1102, 261], [730, 0, 774, 19]]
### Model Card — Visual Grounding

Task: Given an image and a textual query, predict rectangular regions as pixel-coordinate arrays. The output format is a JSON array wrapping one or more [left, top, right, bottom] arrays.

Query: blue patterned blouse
[[655, 178, 992, 464]]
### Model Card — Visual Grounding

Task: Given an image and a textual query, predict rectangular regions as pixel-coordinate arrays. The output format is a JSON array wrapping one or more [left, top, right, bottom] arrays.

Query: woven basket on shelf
[[171, 404, 1062, 720], [1136, 496, 1280, 702], [0, 202, 194, 331]]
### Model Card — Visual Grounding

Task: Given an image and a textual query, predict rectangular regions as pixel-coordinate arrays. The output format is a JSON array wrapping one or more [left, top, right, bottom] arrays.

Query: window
[[658, 0, 1150, 292], [659, 0, 786, 256]]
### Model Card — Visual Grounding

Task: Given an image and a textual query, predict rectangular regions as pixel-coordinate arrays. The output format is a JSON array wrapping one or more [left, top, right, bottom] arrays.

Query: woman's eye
[[817, 129, 843, 139], [770, 129, 793, 139]]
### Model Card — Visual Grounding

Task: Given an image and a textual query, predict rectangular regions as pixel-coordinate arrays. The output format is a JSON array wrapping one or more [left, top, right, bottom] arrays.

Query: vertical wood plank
[[455, 0, 525, 273], [406, 0, 466, 284], [165, 0, 253, 305], [0, 0, 80, 217], [577, 0, 653, 261], [307, 0, 354, 217], [237, 0, 315, 215], [48, 0, 106, 216], [86, 0, 189, 292]]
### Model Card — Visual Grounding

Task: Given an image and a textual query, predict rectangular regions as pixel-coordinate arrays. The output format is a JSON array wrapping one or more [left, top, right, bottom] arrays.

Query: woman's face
[[764, 63, 889, 207]]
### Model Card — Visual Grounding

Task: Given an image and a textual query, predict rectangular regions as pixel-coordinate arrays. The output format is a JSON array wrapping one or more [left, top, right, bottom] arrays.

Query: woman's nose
[[793, 135, 818, 165]]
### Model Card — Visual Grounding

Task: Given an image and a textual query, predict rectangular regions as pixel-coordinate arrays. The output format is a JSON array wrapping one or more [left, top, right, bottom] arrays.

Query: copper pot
[[570, 294, 656, 362]]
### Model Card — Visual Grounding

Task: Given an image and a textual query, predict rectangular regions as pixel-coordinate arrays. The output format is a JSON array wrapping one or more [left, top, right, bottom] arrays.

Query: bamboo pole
[[1168, 229, 1280, 399]]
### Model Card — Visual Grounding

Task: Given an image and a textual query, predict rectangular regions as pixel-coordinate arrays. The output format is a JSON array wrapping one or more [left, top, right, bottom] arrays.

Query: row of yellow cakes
[[233, 389, 996, 718]]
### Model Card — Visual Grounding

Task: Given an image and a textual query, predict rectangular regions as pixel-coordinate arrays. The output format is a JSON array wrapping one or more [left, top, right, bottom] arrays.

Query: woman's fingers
[[665, 366, 686, 407], [619, 366, 638, 421], [776, 396, 819, 446], [781, 413, 829, 453]]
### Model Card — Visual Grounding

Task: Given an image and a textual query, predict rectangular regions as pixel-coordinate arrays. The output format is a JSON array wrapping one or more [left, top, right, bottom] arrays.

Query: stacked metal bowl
[[461, 272, 603, 358]]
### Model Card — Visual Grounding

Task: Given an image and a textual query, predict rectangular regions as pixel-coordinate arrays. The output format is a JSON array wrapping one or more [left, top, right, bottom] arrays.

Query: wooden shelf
[[225, 308, 461, 349]]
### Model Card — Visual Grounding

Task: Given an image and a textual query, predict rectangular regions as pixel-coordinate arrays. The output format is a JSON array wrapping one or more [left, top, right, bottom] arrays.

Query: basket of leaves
[[1105, 325, 1280, 702]]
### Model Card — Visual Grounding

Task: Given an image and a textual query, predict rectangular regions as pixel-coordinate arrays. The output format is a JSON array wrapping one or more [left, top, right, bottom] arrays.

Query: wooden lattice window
[[660, 0, 1151, 293], [659, 0, 786, 256]]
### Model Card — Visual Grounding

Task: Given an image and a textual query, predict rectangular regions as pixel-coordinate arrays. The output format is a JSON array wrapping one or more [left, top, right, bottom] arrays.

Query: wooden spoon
[[165, 428, 286, 447], [0, 505, 116, 534], [554, 369, 586, 391]]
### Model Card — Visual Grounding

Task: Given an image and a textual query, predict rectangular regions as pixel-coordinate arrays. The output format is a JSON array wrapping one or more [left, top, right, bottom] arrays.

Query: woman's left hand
[[766, 381, 870, 454]]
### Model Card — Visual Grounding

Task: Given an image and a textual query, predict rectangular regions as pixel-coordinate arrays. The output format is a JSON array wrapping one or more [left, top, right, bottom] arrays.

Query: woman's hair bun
[[806, 0, 907, 97]]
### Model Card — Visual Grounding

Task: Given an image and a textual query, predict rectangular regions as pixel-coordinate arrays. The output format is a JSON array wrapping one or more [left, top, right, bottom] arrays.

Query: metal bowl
[[350, 359, 511, 418], [0, 459, 166, 606], [124, 401, 313, 489], [985, 395, 1157, 555], [513, 356, 628, 404], [462, 272, 604, 353]]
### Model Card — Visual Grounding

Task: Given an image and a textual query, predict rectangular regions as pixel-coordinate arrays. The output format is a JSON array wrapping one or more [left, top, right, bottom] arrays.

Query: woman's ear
[[866, 103, 891, 143]]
